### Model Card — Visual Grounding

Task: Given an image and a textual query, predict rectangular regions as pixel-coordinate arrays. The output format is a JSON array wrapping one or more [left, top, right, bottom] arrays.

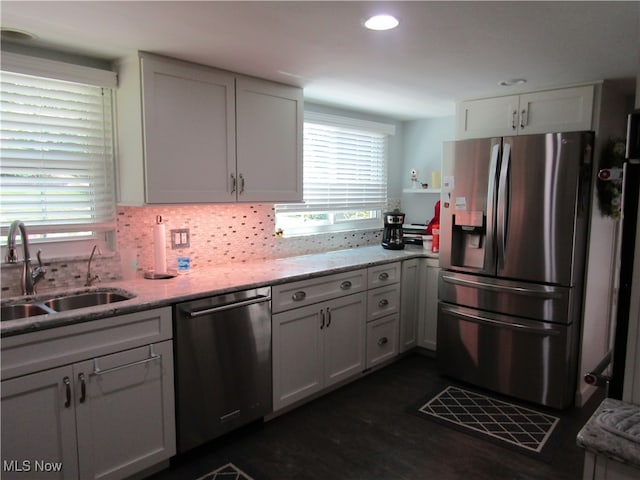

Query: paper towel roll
[[153, 216, 167, 274]]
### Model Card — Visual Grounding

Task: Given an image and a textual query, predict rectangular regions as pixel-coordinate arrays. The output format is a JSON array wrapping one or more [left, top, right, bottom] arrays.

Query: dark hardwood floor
[[148, 353, 603, 480]]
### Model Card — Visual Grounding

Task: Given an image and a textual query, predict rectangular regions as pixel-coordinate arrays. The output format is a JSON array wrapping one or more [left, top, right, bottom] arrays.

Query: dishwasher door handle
[[187, 295, 271, 317]]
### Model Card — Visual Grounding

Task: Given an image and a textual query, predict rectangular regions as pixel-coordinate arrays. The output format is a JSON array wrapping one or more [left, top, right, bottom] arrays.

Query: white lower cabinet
[[418, 258, 441, 351], [583, 452, 640, 480], [0, 308, 175, 480], [272, 292, 366, 411], [399, 258, 420, 352]]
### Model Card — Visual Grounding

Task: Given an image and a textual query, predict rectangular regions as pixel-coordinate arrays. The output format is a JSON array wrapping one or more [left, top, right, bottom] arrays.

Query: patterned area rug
[[196, 463, 255, 480], [411, 385, 564, 462]]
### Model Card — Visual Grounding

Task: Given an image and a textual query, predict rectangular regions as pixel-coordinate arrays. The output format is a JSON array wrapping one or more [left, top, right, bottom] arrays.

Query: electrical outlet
[[171, 228, 190, 249], [410, 168, 418, 181]]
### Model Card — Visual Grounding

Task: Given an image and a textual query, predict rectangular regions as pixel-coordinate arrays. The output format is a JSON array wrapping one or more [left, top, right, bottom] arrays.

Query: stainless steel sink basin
[[43, 291, 133, 312], [1, 288, 135, 321], [1, 303, 54, 321]]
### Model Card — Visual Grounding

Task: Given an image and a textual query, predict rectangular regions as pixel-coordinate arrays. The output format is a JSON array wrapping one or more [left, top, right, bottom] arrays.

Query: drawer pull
[[292, 291, 306, 302], [78, 373, 87, 403], [92, 344, 160, 376], [63, 377, 71, 408], [378, 272, 389, 281], [378, 337, 389, 346], [340, 281, 352, 290], [378, 299, 389, 308]]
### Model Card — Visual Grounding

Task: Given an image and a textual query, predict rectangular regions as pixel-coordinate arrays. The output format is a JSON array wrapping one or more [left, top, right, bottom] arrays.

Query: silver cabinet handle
[[78, 373, 86, 403], [93, 344, 160, 376], [292, 291, 306, 302], [239, 173, 245, 194], [378, 272, 389, 281], [63, 376, 71, 408], [340, 281, 352, 290], [378, 337, 389, 346], [230, 173, 237, 194], [512, 110, 518, 130], [378, 299, 389, 308], [520, 109, 527, 129]]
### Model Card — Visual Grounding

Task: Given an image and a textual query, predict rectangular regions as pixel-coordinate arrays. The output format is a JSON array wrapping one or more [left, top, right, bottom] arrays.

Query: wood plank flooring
[[147, 353, 603, 480]]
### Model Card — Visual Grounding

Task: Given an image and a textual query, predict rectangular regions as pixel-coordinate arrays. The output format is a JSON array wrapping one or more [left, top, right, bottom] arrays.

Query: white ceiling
[[1, 1, 638, 120]]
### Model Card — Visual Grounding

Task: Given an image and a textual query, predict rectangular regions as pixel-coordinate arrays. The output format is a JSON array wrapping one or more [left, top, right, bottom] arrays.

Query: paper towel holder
[[144, 215, 177, 280]]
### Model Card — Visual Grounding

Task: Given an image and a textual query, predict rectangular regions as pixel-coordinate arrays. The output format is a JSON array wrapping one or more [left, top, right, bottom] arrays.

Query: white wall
[[400, 117, 455, 224]]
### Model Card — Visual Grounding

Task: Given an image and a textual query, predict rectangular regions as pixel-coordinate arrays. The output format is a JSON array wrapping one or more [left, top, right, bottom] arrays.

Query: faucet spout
[[6, 220, 46, 295], [85, 245, 102, 287]]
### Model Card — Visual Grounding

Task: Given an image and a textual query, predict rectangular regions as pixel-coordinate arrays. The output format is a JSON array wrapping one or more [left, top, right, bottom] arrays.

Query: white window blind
[[277, 112, 392, 215], [275, 111, 393, 236], [0, 70, 116, 235]]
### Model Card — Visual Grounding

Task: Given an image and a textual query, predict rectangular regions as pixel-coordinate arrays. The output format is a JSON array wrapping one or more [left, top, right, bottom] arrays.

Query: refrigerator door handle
[[497, 142, 511, 268], [484, 142, 500, 271], [440, 304, 563, 336], [441, 273, 566, 299]]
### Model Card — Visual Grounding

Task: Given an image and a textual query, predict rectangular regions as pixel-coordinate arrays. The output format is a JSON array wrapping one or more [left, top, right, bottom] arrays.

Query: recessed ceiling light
[[498, 78, 527, 87], [364, 14, 399, 31]]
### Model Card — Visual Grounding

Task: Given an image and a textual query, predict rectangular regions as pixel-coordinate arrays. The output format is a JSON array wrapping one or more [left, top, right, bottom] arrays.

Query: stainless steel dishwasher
[[174, 286, 272, 453]]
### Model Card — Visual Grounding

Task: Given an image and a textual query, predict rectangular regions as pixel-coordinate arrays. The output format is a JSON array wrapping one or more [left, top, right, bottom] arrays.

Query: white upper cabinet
[[141, 55, 236, 203], [116, 52, 303, 205], [236, 77, 303, 202], [456, 85, 595, 139]]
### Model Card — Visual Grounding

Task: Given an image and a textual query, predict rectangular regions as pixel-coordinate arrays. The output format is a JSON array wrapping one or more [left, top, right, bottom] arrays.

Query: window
[[276, 111, 394, 236], [0, 52, 117, 249]]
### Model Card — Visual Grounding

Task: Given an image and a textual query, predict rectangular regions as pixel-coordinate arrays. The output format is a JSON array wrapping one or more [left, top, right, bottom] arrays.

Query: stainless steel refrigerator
[[437, 131, 594, 409]]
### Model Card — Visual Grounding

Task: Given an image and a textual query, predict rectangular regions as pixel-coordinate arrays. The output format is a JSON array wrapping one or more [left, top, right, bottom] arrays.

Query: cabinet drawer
[[272, 269, 366, 313], [367, 284, 400, 322], [366, 314, 399, 369], [1, 307, 173, 380], [368, 263, 401, 288]]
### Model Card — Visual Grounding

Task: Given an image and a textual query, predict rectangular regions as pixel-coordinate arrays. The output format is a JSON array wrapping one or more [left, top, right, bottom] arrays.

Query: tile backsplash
[[2, 203, 393, 296]]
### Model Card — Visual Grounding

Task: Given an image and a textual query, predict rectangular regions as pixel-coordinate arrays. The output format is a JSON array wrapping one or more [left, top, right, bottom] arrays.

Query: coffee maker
[[382, 209, 405, 250]]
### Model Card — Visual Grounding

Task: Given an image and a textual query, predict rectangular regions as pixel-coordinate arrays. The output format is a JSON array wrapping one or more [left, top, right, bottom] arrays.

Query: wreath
[[596, 138, 626, 219]]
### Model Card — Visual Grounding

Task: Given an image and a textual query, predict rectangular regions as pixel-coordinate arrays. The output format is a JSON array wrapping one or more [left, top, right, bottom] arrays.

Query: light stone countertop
[[1, 245, 439, 337], [577, 398, 640, 469]]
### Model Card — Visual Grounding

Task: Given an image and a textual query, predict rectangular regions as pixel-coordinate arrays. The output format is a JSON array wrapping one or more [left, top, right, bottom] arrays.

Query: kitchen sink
[[1, 303, 55, 321], [43, 291, 131, 312], [1, 288, 136, 321]]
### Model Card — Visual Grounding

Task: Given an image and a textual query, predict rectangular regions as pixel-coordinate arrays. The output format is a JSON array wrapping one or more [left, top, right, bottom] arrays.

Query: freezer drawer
[[436, 302, 578, 409], [439, 271, 574, 324]]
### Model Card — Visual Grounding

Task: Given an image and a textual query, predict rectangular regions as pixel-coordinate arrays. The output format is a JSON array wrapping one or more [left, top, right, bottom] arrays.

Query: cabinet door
[[236, 77, 303, 203], [323, 293, 366, 387], [456, 95, 519, 139], [141, 54, 236, 203], [400, 258, 420, 352], [1, 366, 79, 480], [75, 341, 176, 480], [518, 85, 594, 135], [418, 259, 441, 351], [272, 304, 324, 411]]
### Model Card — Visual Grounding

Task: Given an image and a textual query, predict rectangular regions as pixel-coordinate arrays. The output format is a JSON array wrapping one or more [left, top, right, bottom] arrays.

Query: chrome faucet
[[85, 245, 102, 287], [6, 220, 46, 295]]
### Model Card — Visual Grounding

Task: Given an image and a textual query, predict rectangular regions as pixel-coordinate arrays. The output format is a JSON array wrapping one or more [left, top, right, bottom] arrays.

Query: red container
[[431, 225, 440, 253]]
